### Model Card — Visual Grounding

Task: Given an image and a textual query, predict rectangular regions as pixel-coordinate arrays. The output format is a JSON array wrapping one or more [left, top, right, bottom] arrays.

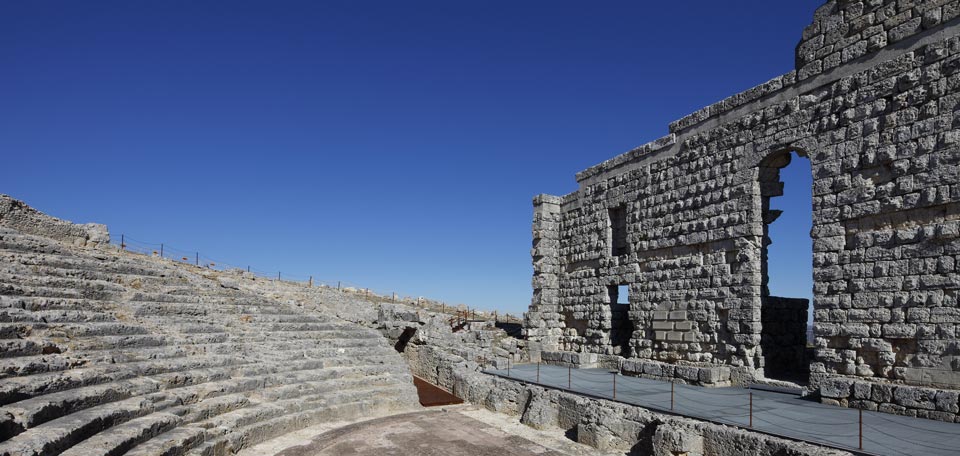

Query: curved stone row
[[0, 227, 418, 456]]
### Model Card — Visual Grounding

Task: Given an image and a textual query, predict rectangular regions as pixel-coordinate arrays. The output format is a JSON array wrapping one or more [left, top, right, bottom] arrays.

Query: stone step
[[0, 357, 403, 439], [0, 354, 243, 406], [0, 395, 157, 456], [0, 296, 119, 313], [0, 345, 402, 407], [0, 262, 171, 289], [0, 366, 407, 456], [183, 384, 415, 456], [58, 412, 182, 456], [0, 283, 86, 300], [0, 249, 174, 278], [0, 275, 126, 296], [121, 426, 205, 456], [0, 308, 117, 324], [0, 322, 150, 339]]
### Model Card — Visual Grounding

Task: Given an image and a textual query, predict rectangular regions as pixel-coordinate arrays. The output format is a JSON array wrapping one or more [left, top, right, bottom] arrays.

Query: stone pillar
[[523, 194, 563, 351]]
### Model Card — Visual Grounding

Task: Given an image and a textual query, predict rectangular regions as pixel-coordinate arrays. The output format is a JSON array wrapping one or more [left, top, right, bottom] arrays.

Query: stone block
[[821, 377, 854, 399], [675, 321, 694, 331], [652, 311, 669, 320], [676, 366, 699, 381], [652, 321, 674, 330], [668, 311, 688, 321], [698, 366, 731, 384]]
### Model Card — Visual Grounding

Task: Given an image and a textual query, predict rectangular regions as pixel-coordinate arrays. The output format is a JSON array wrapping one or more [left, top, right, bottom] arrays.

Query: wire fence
[[110, 234, 522, 322], [483, 362, 960, 456]]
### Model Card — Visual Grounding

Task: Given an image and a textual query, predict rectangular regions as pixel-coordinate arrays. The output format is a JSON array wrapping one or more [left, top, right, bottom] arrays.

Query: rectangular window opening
[[608, 205, 629, 256], [607, 284, 630, 305]]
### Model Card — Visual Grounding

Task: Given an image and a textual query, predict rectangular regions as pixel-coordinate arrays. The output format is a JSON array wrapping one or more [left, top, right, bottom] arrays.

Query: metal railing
[[482, 362, 960, 456]]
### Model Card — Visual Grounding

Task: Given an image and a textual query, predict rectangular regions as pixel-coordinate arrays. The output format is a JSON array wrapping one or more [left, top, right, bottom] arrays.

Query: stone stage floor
[[262, 407, 613, 456]]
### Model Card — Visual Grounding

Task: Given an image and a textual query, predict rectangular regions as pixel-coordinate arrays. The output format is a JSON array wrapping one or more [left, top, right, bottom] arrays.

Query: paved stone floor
[[487, 364, 960, 456], [273, 408, 604, 456]]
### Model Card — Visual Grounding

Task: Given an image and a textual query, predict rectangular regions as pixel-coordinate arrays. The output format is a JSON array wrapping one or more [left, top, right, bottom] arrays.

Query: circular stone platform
[[272, 408, 601, 456]]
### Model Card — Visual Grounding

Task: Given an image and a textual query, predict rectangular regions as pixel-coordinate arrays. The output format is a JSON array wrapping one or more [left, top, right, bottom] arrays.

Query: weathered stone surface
[[0, 200, 420, 455], [522, 0, 960, 416]]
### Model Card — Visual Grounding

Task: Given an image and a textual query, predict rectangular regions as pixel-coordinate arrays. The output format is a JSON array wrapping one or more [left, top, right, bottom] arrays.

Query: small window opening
[[608, 205, 629, 256], [606, 284, 634, 357]]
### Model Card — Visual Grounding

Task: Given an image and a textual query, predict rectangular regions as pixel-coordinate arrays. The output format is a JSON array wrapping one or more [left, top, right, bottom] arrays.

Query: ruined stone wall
[[0, 194, 109, 248], [525, 0, 960, 395]]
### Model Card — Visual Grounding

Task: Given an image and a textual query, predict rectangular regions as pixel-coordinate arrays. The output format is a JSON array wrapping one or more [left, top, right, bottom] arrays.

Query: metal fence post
[[507, 358, 511, 377], [337, 281, 341, 290], [537, 361, 540, 382], [613, 372, 617, 399], [568, 366, 571, 389], [195, 252, 198, 266], [121, 234, 125, 250], [309, 276, 313, 287], [749, 392, 753, 428], [671, 382, 675, 410], [160, 243, 163, 257]]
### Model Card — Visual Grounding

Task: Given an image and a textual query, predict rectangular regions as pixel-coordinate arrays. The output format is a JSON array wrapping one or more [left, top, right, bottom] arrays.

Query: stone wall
[[0, 194, 108, 248], [406, 344, 850, 456], [819, 376, 960, 422], [524, 0, 960, 405]]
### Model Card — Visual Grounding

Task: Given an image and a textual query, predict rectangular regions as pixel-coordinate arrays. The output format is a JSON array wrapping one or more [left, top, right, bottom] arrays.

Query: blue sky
[[1, 1, 820, 315]]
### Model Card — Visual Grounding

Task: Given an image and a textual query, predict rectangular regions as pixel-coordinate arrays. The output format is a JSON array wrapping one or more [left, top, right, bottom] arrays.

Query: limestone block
[[652, 424, 704, 456], [820, 377, 854, 399], [675, 321, 695, 331], [652, 321, 674, 330]]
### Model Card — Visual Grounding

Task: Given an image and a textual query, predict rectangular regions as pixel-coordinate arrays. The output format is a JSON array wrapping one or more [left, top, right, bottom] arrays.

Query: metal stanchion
[[537, 361, 540, 382], [671, 382, 675, 410], [749, 392, 753, 428], [612, 372, 617, 399], [507, 358, 511, 377], [568, 366, 571, 389]]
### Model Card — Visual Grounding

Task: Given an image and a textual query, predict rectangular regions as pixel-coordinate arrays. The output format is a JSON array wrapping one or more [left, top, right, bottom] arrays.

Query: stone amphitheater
[[6, 0, 960, 455]]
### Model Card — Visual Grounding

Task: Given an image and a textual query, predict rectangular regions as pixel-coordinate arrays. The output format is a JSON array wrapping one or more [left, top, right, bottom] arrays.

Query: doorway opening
[[607, 284, 634, 358], [758, 150, 814, 382]]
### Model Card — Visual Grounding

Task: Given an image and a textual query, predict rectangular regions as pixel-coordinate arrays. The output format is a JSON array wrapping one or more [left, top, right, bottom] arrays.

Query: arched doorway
[[758, 150, 814, 383]]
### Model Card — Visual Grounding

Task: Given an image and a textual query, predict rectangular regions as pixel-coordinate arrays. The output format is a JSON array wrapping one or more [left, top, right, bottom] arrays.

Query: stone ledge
[[541, 350, 600, 368], [818, 375, 960, 423], [621, 358, 734, 387]]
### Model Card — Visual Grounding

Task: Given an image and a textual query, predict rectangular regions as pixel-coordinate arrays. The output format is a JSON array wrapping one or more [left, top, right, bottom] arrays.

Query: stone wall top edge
[[667, 71, 797, 135], [574, 133, 676, 183], [532, 194, 563, 206]]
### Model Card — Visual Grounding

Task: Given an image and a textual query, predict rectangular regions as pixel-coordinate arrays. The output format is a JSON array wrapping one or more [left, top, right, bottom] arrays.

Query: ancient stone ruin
[[4, 1, 960, 455], [524, 0, 960, 420]]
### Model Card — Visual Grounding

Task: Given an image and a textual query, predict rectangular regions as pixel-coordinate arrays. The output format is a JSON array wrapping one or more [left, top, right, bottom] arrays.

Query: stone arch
[[753, 146, 815, 382]]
